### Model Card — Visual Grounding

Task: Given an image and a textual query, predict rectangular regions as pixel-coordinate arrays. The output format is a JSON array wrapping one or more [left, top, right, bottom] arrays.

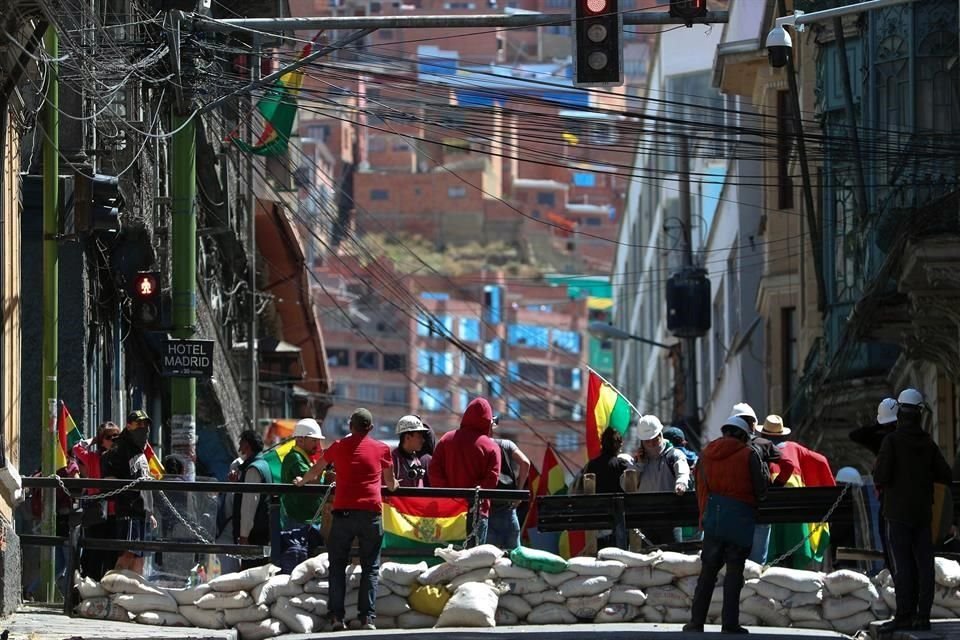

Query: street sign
[[162, 339, 214, 378]]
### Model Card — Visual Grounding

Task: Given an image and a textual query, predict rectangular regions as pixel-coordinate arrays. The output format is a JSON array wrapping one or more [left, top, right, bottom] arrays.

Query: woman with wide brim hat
[[756, 414, 791, 438]]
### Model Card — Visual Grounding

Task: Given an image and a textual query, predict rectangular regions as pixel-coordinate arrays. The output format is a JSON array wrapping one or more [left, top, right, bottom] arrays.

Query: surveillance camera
[[765, 26, 792, 69]]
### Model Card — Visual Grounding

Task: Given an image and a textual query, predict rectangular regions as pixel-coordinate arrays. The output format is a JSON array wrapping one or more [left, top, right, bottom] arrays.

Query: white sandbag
[[849, 583, 880, 604], [163, 584, 212, 606], [291, 553, 329, 584], [598, 547, 662, 567], [208, 564, 278, 592], [654, 551, 701, 577], [346, 564, 364, 589], [527, 603, 577, 624], [419, 561, 472, 586], [271, 596, 321, 634], [447, 567, 496, 590], [494, 557, 536, 579], [880, 584, 897, 610], [558, 575, 615, 598], [662, 607, 691, 623], [743, 560, 763, 580], [541, 570, 577, 587], [136, 611, 191, 626], [740, 584, 757, 600], [235, 618, 287, 640], [566, 557, 626, 578], [931, 604, 954, 619], [397, 611, 438, 629], [522, 590, 565, 606], [830, 610, 875, 634], [498, 594, 532, 619], [620, 566, 675, 588], [644, 585, 690, 609], [608, 584, 647, 607], [595, 603, 639, 623], [195, 589, 253, 610], [823, 569, 873, 596], [110, 593, 179, 614], [822, 594, 870, 620], [380, 561, 428, 586], [100, 570, 164, 595], [377, 594, 411, 617], [937, 586, 960, 609], [759, 567, 824, 593], [253, 574, 301, 605], [740, 595, 790, 627], [503, 576, 549, 595], [788, 606, 822, 623], [747, 578, 791, 602], [381, 579, 411, 597], [179, 605, 226, 629], [77, 597, 132, 622], [675, 576, 700, 598], [436, 582, 499, 628], [225, 604, 272, 625], [784, 589, 823, 608], [302, 579, 330, 594], [566, 590, 611, 619], [376, 616, 397, 629], [375, 583, 392, 598], [640, 605, 664, 623], [77, 575, 107, 599], [936, 557, 960, 588], [874, 568, 892, 587], [289, 595, 327, 616], [496, 608, 520, 626], [435, 544, 504, 569]]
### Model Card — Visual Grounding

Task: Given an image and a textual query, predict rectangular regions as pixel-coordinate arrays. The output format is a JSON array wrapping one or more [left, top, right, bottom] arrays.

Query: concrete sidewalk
[[0, 605, 237, 640]]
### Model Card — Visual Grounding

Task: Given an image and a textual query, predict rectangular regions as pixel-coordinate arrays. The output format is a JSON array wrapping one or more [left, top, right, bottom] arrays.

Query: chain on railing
[[459, 486, 483, 551], [764, 482, 851, 569]]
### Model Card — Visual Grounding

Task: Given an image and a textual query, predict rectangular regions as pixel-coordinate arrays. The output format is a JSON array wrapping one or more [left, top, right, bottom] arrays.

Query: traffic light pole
[[171, 109, 197, 482], [678, 135, 700, 447]]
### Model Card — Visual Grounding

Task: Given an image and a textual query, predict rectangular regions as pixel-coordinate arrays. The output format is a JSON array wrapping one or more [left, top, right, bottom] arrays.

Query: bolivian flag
[[382, 496, 468, 563], [585, 370, 632, 461], [54, 401, 84, 471]]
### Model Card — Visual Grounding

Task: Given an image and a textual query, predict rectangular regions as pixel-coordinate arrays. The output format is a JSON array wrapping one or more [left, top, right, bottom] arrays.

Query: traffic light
[[74, 172, 122, 232], [130, 271, 162, 329], [669, 0, 707, 27], [572, 0, 623, 87]]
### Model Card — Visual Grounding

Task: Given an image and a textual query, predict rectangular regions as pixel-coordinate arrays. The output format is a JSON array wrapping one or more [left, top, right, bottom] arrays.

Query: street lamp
[[587, 321, 674, 350]]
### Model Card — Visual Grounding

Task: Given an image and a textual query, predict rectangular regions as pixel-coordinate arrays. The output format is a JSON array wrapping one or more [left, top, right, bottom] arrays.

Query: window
[[554, 367, 581, 390], [536, 192, 555, 206], [448, 186, 467, 198], [782, 307, 798, 411], [507, 324, 550, 349], [327, 349, 349, 367], [726, 246, 740, 338], [384, 386, 408, 405], [370, 189, 389, 201], [356, 351, 379, 370], [459, 317, 481, 342], [517, 363, 549, 385], [573, 172, 596, 187], [552, 329, 581, 354], [712, 283, 725, 380], [417, 350, 454, 375], [392, 140, 409, 151], [555, 432, 579, 452], [369, 137, 387, 152], [419, 388, 452, 412], [483, 339, 501, 360], [383, 353, 407, 371], [776, 91, 795, 209], [462, 354, 481, 376], [355, 384, 379, 402], [416, 312, 452, 337]]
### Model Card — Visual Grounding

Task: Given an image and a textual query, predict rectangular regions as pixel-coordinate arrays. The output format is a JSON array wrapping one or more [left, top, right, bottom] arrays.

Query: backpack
[[495, 440, 518, 491]]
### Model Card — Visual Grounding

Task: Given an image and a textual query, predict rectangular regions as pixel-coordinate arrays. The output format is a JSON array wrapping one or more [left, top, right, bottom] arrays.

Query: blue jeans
[[749, 523, 771, 564], [328, 510, 383, 621], [465, 513, 489, 548], [486, 508, 520, 550]]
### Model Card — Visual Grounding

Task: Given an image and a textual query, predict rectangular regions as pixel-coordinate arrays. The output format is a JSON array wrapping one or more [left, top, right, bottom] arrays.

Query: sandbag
[[179, 605, 226, 629], [595, 603, 639, 623], [381, 579, 411, 597], [290, 553, 329, 584], [302, 579, 330, 594], [496, 608, 520, 626], [823, 569, 873, 596], [527, 603, 577, 624], [831, 610, 875, 634], [759, 567, 824, 593], [494, 557, 536, 579], [541, 570, 577, 587], [111, 593, 179, 614], [376, 616, 397, 629], [419, 561, 472, 586], [675, 576, 700, 598], [378, 594, 412, 617], [436, 582, 499, 628], [566, 557, 626, 578], [936, 556, 960, 588], [136, 611, 191, 626], [522, 590, 565, 606], [644, 585, 689, 609], [381, 561, 428, 585], [597, 547, 662, 567], [498, 594, 532, 619], [288, 595, 328, 616], [164, 583, 212, 606], [208, 564, 278, 592], [662, 607, 691, 623], [271, 596, 321, 634], [397, 611, 438, 629], [346, 564, 364, 589], [224, 604, 272, 625], [77, 597, 132, 622], [558, 575, 615, 598], [787, 605, 821, 622], [655, 551, 701, 577], [740, 595, 790, 627], [640, 605, 664, 622], [253, 574, 301, 605], [447, 567, 496, 590], [880, 584, 897, 610], [931, 604, 954, 619], [621, 566, 675, 588], [608, 584, 648, 606], [235, 618, 287, 640], [502, 576, 549, 595], [849, 583, 880, 604], [743, 560, 763, 580], [435, 544, 504, 569], [784, 589, 823, 608], [936, 586, 960, 609], [510, 546, 568, 574], [195, 589, 254, 610], [100, 570, 164, 596], [77, 575, 107, 599], [566, 590, 611, 619], [744, 578, 789, 602]]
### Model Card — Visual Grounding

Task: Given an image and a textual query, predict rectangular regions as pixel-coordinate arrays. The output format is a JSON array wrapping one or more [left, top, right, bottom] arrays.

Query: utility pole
[[248, 38, 259, 430], [40, 26, 59, 603], [678, 135, 700, 445]]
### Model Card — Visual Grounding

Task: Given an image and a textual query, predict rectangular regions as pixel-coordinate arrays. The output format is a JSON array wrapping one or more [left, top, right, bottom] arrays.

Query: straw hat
[[756, 414, 791, 437]]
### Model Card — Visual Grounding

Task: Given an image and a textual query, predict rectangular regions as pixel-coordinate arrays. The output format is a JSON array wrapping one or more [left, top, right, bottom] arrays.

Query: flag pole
[[586, 366, 643, 418]]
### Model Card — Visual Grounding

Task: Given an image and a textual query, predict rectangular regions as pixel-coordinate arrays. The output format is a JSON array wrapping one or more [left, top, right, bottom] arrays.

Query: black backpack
[[496, 441, 518, 491]]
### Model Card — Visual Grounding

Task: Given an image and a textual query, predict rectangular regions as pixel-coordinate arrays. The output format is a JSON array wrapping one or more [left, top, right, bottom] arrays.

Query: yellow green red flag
[[382, 495, 468, 563], [585, 370, 632, 460], [55, 401, 83, 471]]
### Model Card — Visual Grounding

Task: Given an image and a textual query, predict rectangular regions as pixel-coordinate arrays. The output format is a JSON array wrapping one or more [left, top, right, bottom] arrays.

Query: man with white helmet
[[392, 415, 433, 488], [684, 416, 768, 634], [875, 388, 953, 632], [849, 397, 898, 455], [280, 418, 326, 531]]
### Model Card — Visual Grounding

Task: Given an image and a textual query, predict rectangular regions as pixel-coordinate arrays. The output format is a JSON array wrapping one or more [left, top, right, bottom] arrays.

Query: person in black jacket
[[849, 397, 898, 455], [875, 389, 953, 632], [583, 428, 630, 549]]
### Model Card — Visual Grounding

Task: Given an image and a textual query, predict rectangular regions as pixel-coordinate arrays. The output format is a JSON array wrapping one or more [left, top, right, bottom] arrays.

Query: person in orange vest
[[684, 416, 768, 634]]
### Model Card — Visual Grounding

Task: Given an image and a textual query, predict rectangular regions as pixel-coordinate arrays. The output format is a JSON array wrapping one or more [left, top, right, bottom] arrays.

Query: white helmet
[[732, 402, 758, 423], [876, 398, 898, 425], [636, 415, 664, 440], [293, 418, 324, 439], [897, 388, 923, 407], [396, 415, 429, 435], [723, 416, 752, 436], [836, 466, 864, 486]]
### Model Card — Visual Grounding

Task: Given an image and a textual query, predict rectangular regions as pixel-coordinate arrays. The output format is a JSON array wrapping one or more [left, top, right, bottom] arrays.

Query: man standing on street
[[429, 397, 501, 546], [875, 388, 953, 633], [684, 416, 768, 634], [488, 425, 531, 550], [296, 408, 398, 631], [234, 430, 273, 564]]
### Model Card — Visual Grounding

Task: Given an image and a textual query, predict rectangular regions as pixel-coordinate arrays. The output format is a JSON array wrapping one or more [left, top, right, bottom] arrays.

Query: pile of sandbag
[[76, 547, 960, 637]]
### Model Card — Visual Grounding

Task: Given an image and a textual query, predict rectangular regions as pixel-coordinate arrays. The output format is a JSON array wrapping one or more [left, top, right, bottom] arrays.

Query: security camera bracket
[[775, 10, 806, 33]]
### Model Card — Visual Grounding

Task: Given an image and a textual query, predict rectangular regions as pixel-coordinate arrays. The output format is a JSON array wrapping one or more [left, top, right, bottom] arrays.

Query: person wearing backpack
[[487, 426, 531, 550]]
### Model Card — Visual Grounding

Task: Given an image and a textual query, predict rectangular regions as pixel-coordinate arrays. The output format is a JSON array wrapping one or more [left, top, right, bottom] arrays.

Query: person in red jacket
[[428, 397, 501, 547]]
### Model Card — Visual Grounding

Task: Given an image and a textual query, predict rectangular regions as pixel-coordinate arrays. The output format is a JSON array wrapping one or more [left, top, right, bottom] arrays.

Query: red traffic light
[[584, 0, 608, 14], [132, 272, 159, 300]]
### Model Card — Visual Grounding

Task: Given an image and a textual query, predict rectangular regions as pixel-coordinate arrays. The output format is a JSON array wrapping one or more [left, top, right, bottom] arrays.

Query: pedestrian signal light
[[131, 271, 162, 329], [669, 0, 707, 27], [572, 0, 622, 87]]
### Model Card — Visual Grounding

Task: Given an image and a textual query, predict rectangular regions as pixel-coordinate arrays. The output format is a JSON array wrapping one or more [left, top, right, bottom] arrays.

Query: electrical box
[[666, 267, 711, 338]]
